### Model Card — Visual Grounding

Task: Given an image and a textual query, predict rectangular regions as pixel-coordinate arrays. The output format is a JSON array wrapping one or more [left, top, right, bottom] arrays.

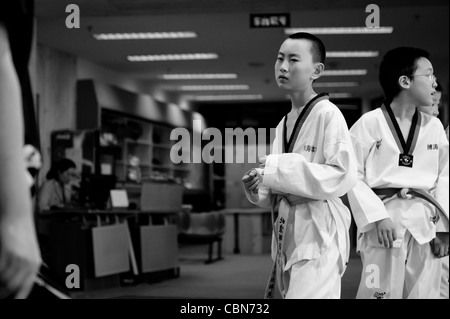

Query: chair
[[177, 211, 225, 264]]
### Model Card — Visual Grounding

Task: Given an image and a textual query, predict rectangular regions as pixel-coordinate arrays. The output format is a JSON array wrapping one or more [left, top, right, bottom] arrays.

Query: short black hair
[[288, 32, 326, 64], [379, 47, 430, 99]]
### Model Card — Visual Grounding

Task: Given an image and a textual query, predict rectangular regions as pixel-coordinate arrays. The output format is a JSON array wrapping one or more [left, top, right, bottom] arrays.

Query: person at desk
[[37, 158, 79, 211]]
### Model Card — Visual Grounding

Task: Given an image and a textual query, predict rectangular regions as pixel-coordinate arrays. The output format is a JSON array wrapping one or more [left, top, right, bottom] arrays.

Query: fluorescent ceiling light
[[323, 69, 367, 76], [128, 53, 219, 62], [93, 32, 197, 40], [313, 82, 359, 87], [190, 94, 263, 101], [285, 27, 393, 35], [179, 85, 249, 91], [160, 73, 238, 80], [327, 51, 379, 58]]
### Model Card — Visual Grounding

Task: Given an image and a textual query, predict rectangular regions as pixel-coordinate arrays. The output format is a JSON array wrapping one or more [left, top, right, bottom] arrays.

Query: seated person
[[37, 158, 80, 211]]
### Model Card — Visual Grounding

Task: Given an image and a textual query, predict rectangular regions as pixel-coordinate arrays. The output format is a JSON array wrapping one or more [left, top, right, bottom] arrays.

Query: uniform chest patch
[[303, 145, 317, 152]]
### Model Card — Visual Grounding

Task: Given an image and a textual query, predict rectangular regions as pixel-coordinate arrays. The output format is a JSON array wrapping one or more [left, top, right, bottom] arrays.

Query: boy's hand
[[242, 169, 260, 194], [375, 218, 398, 248], [430, 233, 449, 258], [259, 155, 267, 169]]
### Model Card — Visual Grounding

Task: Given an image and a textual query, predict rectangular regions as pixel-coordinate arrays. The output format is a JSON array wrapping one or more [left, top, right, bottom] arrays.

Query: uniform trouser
[[356, 230, 441, 299], [441, 256, 449, 299], [283, 235, 341, 299]]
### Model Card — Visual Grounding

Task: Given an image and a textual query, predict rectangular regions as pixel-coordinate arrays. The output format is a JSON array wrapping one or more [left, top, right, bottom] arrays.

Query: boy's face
[[418, 91, 441, 117], [274, 38, 319, 92], [408, 57, 437, 106]]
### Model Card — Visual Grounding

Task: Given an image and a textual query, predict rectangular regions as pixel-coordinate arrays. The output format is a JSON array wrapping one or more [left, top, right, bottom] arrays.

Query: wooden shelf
[[116, 161, 152, 168], [124, 138, 152, 146], [125, 139, 174, 150], [152, 143, 173, 149], [100, 108, 205, 190], [151, 164, 173, 170], [173, 166, 191, 172]]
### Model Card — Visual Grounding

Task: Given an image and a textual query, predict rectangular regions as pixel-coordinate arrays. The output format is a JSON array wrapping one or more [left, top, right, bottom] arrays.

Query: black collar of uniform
[[382, 100, 420, 155], [283, 92, 329, 153]]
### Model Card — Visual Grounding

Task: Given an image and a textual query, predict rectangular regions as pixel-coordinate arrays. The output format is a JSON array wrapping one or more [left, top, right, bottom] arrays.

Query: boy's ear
[[311, 63, 325, 80], [398, 75, 411, 89]]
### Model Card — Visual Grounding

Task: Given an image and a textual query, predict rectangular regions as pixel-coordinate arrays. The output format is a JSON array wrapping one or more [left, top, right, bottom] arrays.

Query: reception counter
[[39, 208, 180, 292]]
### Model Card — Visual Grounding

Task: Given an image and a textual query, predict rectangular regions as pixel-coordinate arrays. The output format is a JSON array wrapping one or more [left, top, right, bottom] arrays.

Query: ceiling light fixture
[[327, 51, 379, 58], [179, 85, 249, 91], [159, 73, 238, 80], [93, 31, 197, 40], [323, 69, 367, 76], [313, 82, 359, 87], [128, 53, 219, 62], [190, 94, 263, 101], [285, 27, 393, 35]]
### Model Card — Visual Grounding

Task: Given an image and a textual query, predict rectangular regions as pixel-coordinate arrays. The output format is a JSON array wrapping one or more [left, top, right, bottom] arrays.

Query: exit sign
[[250, 13, 290, 28]]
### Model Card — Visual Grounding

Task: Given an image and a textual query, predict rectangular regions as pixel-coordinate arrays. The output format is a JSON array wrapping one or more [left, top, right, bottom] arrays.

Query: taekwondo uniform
[[442, 237, 449, 299], [347, 103, 449, 299], [441, 125, 449, 299], [245, 93, 357, 299]]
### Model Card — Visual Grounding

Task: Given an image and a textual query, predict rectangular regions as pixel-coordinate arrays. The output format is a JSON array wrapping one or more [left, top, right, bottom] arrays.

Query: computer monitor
[[79, 174, 117, 209]]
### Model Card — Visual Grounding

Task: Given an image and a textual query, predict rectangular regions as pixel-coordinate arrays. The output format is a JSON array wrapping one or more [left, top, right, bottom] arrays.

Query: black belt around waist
[[373, 187, 448, 224]]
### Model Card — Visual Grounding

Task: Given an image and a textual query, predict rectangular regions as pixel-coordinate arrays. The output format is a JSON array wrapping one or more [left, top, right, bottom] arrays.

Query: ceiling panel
[[35, 0, 449, 105]]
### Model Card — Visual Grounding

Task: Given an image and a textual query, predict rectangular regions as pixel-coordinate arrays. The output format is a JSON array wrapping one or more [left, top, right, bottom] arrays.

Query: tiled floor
[[70, 243, 363, 299]]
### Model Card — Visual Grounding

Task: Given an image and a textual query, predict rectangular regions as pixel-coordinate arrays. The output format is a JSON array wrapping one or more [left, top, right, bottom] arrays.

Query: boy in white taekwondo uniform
[[242, 32, 357, 299], [418, 81, 449, 299], [347, 47, 449, 299]]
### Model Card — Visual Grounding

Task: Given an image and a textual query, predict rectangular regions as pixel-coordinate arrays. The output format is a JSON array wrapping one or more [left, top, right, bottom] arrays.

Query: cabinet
[[76, 79, 207, 191], [100, 110, 194, 187], [210, 142, 272, 210], [43, 211, 180, 293]]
